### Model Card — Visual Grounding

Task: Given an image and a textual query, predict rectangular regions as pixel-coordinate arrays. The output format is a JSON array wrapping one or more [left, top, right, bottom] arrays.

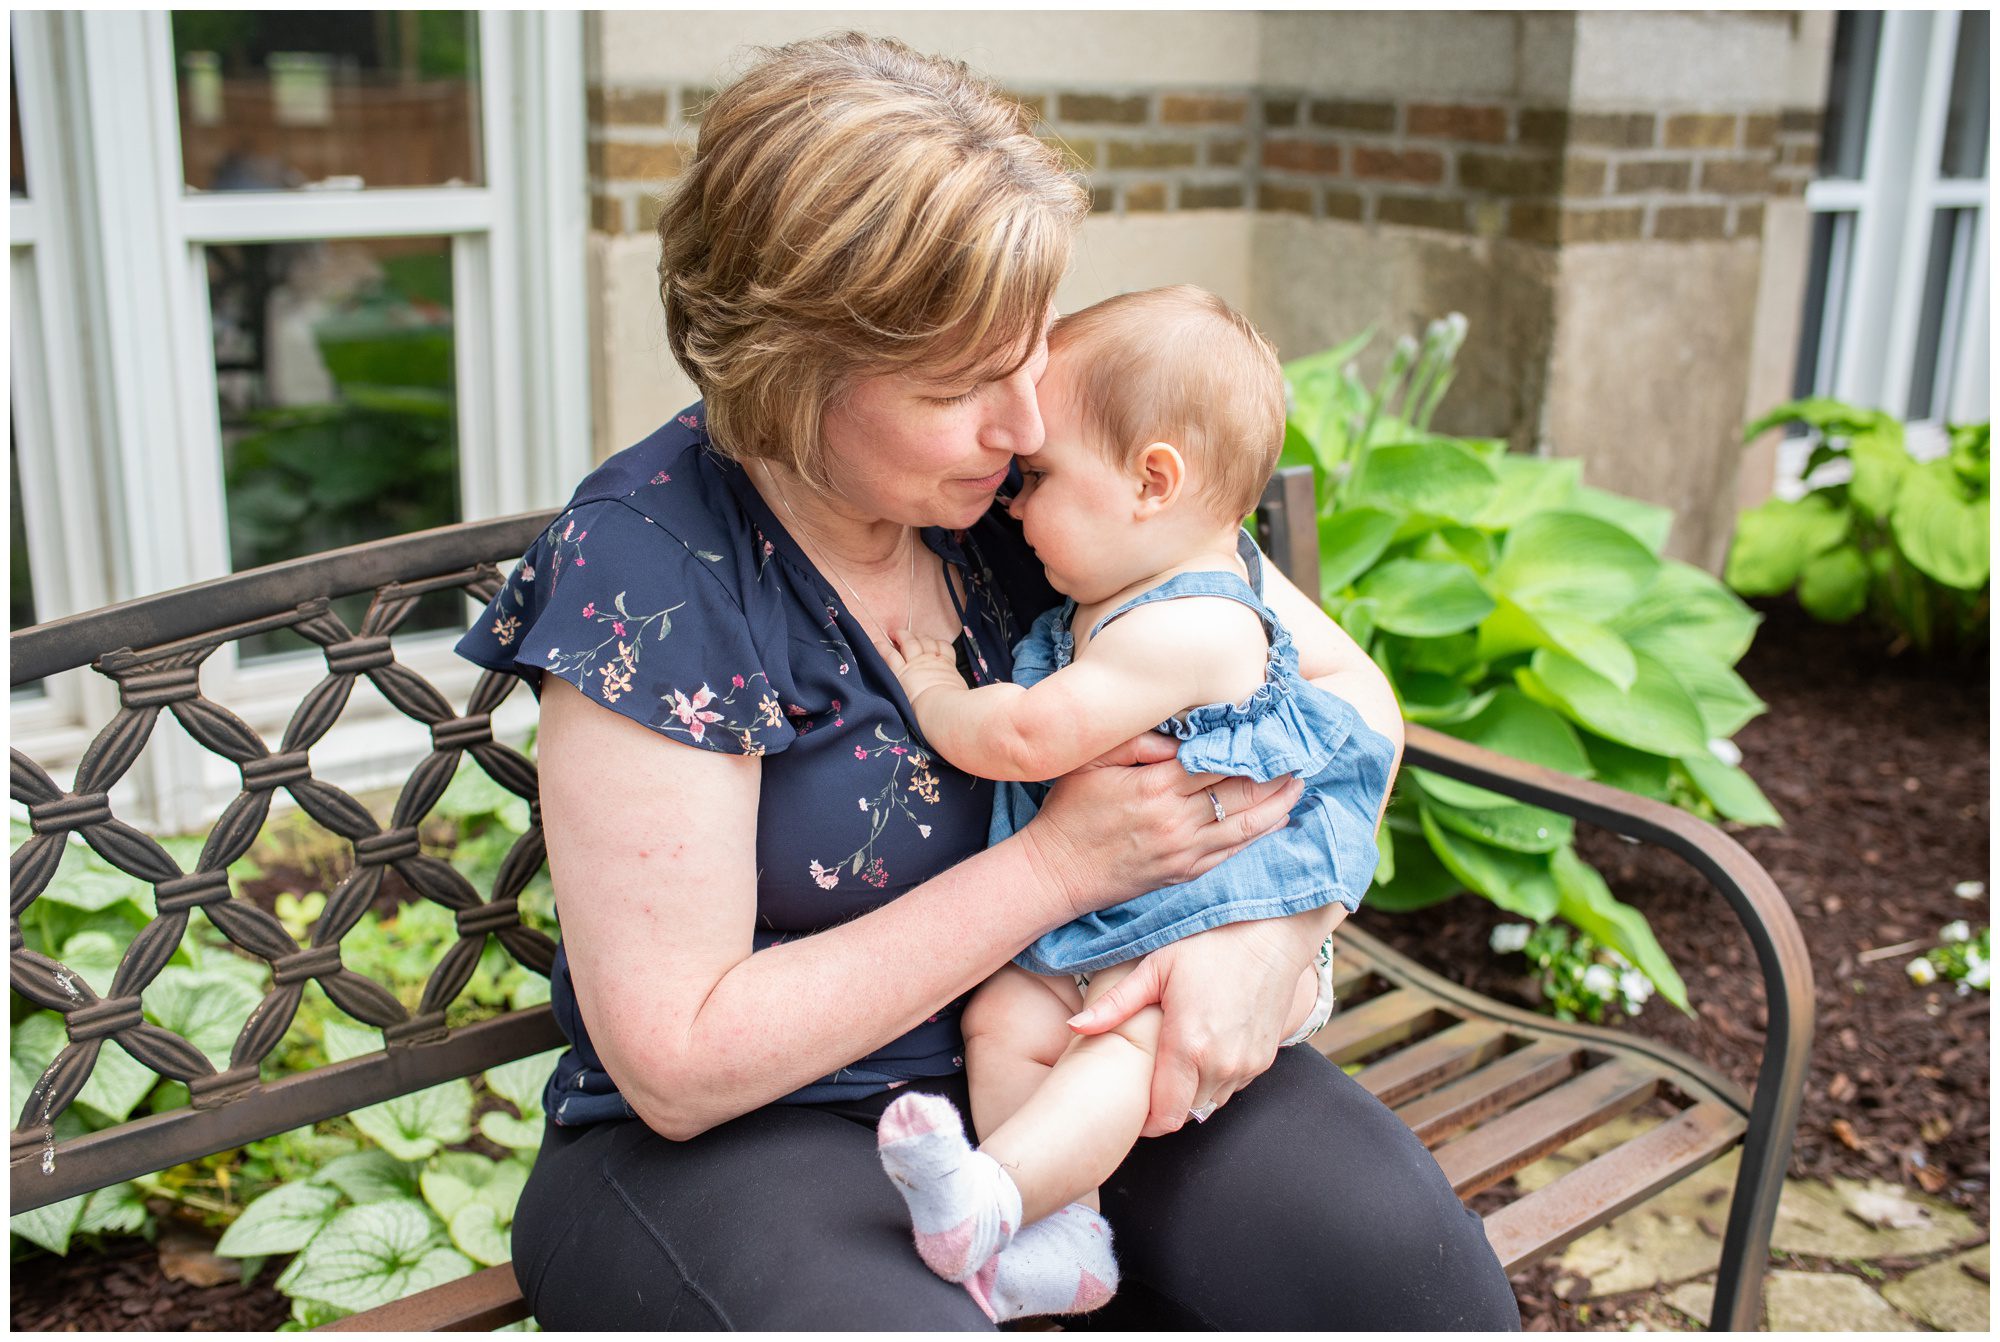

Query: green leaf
[[482, 1049, 561, 1116], [13, 1004, 159, 1128], [283, 1200, 473, 1315], [77, 1180, 150, 1238], [1579, 732, 1674, 802], [1475, 598, 1636, 691], [1349, 441, 1498, 523], [321, 1019, 384, 1066], [1679, 753, 1783, 827], [36, 838, 157, 914], [1418, 804, 1560, 919], [1610, 562, 1761, 666], [1725, 494, 1850, 595], [1396, 673, 1478, 725], [1891, 458, 1990, 590], [448, 1202, 512, 1267], [1437, 687, 1591, 777], [1416, 785, 1573, 854], [216, 1181, 343, 1257], [420, 1152, 528, 1224], [1471, 454, 1582, 531], [1354, 559, 1495, 636], [1743, 396, 1895, 443], [1366, 814, 1463, 911], [1491, 511, 1661, 623], [1846, 426, 1911, 521], [1633, 638, 1767, 741], [1317, 508, 1401, 593], [1519, 649, 1711, 759], [1413, 525, 1497, 574], [313, 1150, 423, 1205], [11, 1193, 86, 1255], [1568, 485, 1674, 555], [1797, 543, 1870, 623], [478, 1111, 544, 1151], [1551, 847, 1689, 1013], [144, 967, 264, 1072], [350, 1079, 475, 1162]]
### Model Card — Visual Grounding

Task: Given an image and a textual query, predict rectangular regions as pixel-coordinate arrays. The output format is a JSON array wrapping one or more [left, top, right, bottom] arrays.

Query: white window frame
[[1800, 9, 1989, 430], [11, 10, 582, 830]]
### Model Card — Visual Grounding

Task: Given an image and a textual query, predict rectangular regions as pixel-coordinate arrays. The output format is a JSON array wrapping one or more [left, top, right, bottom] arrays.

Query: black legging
[[510, 1045, 1521, 1329]]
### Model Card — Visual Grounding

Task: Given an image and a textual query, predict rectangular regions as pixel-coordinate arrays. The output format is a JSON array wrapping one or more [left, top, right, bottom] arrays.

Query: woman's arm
[[538, 677, 1301, 1140]]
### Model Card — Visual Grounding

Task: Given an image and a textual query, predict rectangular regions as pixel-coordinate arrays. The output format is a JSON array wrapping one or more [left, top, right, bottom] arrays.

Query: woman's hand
[[1069, 909, 1341, 1136], [1020, 732, 1304, 920]]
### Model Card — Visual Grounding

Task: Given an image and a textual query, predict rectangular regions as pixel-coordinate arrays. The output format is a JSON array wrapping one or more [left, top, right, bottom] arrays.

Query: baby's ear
[[1136, 442, 1186, 515]]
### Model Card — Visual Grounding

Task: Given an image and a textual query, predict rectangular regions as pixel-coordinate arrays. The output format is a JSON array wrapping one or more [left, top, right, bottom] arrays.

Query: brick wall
[[588, 82, 1821, 248]]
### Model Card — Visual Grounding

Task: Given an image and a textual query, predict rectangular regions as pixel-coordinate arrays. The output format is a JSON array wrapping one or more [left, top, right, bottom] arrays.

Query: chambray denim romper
[[995, 532, 1398, 977]]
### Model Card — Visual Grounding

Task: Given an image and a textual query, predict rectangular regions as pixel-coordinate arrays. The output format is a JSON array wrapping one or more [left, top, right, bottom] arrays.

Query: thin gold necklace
[[762, 463, 918, 644]]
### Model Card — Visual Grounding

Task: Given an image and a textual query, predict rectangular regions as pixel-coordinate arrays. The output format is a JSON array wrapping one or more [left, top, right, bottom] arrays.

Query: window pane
[[1818, 11, 1883, 181], [1792, 212, 1856, 400], [1940, 11, 1990, 180], [172, 11, 482, 193], [1908, 209, 1975, 421], [208, 236, 464, 660], [11, 421, 45, 698], [11, 46, 25, 198]]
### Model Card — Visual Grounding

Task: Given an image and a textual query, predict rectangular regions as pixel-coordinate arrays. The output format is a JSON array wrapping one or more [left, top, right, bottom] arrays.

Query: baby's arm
[[887, 605, 1234, 781]]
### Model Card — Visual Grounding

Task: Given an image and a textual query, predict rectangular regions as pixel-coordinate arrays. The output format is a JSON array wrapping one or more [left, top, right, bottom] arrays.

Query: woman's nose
[[983, 371, 1045, 457]]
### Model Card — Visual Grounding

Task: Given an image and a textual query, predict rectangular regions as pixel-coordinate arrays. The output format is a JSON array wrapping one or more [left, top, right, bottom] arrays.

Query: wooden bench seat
[[9, 468, 1811, 1331]]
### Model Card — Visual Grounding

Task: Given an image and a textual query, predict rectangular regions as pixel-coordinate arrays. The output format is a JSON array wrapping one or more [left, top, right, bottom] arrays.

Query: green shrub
[[1727, 400, 1989, 655], [1285, 317, 1783, 1015]]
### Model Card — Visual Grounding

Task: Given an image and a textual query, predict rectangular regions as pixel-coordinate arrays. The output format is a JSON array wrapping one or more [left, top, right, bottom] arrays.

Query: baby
[[878, 285, 1398, 1321]]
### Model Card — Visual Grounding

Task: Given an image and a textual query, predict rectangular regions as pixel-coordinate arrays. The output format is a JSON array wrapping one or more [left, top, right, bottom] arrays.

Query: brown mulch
[[1357, 595, 1991, 1329], [11, 598, 1985, 1331]]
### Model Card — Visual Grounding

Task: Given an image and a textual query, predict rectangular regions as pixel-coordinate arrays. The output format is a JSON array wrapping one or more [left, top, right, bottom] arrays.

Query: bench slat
[[324, 1264, 528, 1332], [1327, 953, 1376, 999], [1353, 1019, 1509, 1107], [1396, 1040, 1582, 1145], [1311, 988, 1444, 1065], [1483, 1102, 1747, 1270], [1432, 1058, 1661, 1197]]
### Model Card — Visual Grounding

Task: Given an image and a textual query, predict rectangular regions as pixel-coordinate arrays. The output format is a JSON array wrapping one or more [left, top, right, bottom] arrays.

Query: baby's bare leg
[[977, 960, 1161, 1226], [960, 964, 1085, 1145]]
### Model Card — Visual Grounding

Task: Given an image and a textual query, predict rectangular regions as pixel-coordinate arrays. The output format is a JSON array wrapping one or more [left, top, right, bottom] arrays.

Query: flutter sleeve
[[456, 497, 797, 757]]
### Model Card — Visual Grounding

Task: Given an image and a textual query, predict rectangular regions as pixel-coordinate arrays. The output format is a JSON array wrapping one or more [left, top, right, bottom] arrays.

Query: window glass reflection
[[209, 236, 464, 659], [1818, 11, 1882, 181], [11, 422, 45, 698], [172, 11, 481, 193], [1939, 11, 1989, 180]]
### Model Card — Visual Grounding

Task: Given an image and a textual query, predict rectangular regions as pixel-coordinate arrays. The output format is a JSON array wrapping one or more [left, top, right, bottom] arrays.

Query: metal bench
[[9, 467, 1811, 1331]]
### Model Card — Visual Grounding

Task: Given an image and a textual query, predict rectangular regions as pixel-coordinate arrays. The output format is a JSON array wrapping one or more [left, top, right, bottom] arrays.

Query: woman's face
[[818, 314, 1053, 531]]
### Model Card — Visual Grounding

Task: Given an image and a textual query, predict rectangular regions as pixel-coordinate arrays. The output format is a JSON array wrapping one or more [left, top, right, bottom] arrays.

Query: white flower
[[858, 798, 868, 811], [1907, 957, 1938, 986], [1965, 956, 1989, 990], [1707, 737, 1742, 766], [1488, 923, 1532, 954], [918, 824, 932, 839], [1940, 920, 1972, 943], [1953, 880, 1985, 899], [1582, 964, 1617, 997], [1619, 969, 1653, 1006]]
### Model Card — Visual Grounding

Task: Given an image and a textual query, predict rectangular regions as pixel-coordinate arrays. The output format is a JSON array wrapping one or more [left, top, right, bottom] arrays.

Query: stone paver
[[1765, 1270, 1914, 1331], [1770, 1178, 1982, 1259], [1880, 1244, 1990, 1333], [1556, 1205, 1724, 1297]]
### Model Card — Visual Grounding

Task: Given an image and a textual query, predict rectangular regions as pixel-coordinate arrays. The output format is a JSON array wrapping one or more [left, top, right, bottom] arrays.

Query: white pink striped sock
[[966, 1202, 1120, 1323]]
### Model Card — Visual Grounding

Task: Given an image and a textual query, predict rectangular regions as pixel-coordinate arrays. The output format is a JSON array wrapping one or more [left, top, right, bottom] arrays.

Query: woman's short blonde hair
[[658, 32, 1087, 488], [1049, 285, 1287, 521]]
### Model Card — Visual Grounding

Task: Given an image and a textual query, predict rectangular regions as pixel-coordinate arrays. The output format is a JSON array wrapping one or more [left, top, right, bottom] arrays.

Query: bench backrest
[[8, 467, 1323, 1213]]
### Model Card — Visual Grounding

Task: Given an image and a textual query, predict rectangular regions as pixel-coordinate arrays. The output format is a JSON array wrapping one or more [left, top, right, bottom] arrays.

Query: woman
[[458, 32, 1518, 1330]]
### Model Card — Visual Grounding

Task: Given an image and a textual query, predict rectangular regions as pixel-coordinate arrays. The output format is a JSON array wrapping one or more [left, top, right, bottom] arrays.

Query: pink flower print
[[833, 718, 843, 727], [837, 663, 849, 675], [613, 620, 627, 637], [574, 556, 585, 566], [581, 602, 595, 618], [890, 746, 906, 756], [670, 685, 725, 742], [918, 824, 932, 839], [578, 531, 587, 541], [651, 470, 671, 484], [861, 859, 888, 888], [854, 746, 868, 760], [786, 703, 806, 716], [763, 540, 774, 557], [678, 413, 702, 430], [831, 700, 841, 712], [809, 859, 840, 890], [520, 563, 535, 582], [564, 520, 575, 540], [732, 674, 745, 688]]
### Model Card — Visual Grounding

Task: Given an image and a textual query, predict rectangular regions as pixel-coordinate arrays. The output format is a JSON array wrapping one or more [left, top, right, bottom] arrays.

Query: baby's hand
[[887, 629, 967, 700]]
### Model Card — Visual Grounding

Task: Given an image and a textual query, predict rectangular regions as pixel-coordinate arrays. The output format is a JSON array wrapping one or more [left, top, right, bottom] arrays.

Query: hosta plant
[[1727, 400, 1989, 655], [1284, 316, 1783, 1015]]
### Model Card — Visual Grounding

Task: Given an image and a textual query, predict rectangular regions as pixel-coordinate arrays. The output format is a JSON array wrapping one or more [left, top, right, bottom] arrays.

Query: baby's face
[[1008, 349, 1146, 602]]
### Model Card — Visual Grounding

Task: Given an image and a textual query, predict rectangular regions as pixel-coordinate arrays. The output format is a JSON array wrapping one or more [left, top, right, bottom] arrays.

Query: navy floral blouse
[[456, 405, 1055, 1122]]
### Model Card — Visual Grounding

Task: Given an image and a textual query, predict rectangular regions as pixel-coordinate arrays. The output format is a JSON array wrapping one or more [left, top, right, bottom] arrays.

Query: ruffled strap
[[1172, 677, 1376, 782], [1008, 601, 1076, 690]]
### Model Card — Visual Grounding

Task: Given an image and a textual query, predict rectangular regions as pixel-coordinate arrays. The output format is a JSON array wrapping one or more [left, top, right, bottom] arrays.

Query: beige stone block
[[1507, 201, 1561, 245], [1263, 96, 1302, 127], [1089, 184, 1118, 215], [590, 193, 628, 235], [1179, 182, 1245, 211], [1570, 12, 1795, 107], [1732, 202, 1766, 239], [592, 232, 696, 461], [591, 88, 667, 128], [1353, 147, 1446, 185], [1262, 138, 1343, 175], [1160, 94, 1247, 125], [1561, 206, 1645, 242], [1701, 157, 1775, 195], [601, 140, 689, 183], [1259, 11, 1527, 99], [1058, 93, 1148, 125], [1614, 158, 1694, 194], [677, 86, 715, 125], [1322, 189, 1364, 221], [1519, 107, 1570, 148], [1407, 103, 1509, 144], [1743, 114, 1779, 149], [1569, 111, 1658, 149], [1654, 205, 1729, 241], [1308, 99, 1396, 133], [1765, 1271, 1914, 1331], [1879, 1244, 1990, 1333], [1665, 113, 1740, 149], [1207, 139, 1247, 167], [1123, 181, 1167, 213], [1563, 155, 1608, 196], [1066, 212, 1255, 317], [1042, 135, 1096, 173], [1005, 91, 1047, 123]]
